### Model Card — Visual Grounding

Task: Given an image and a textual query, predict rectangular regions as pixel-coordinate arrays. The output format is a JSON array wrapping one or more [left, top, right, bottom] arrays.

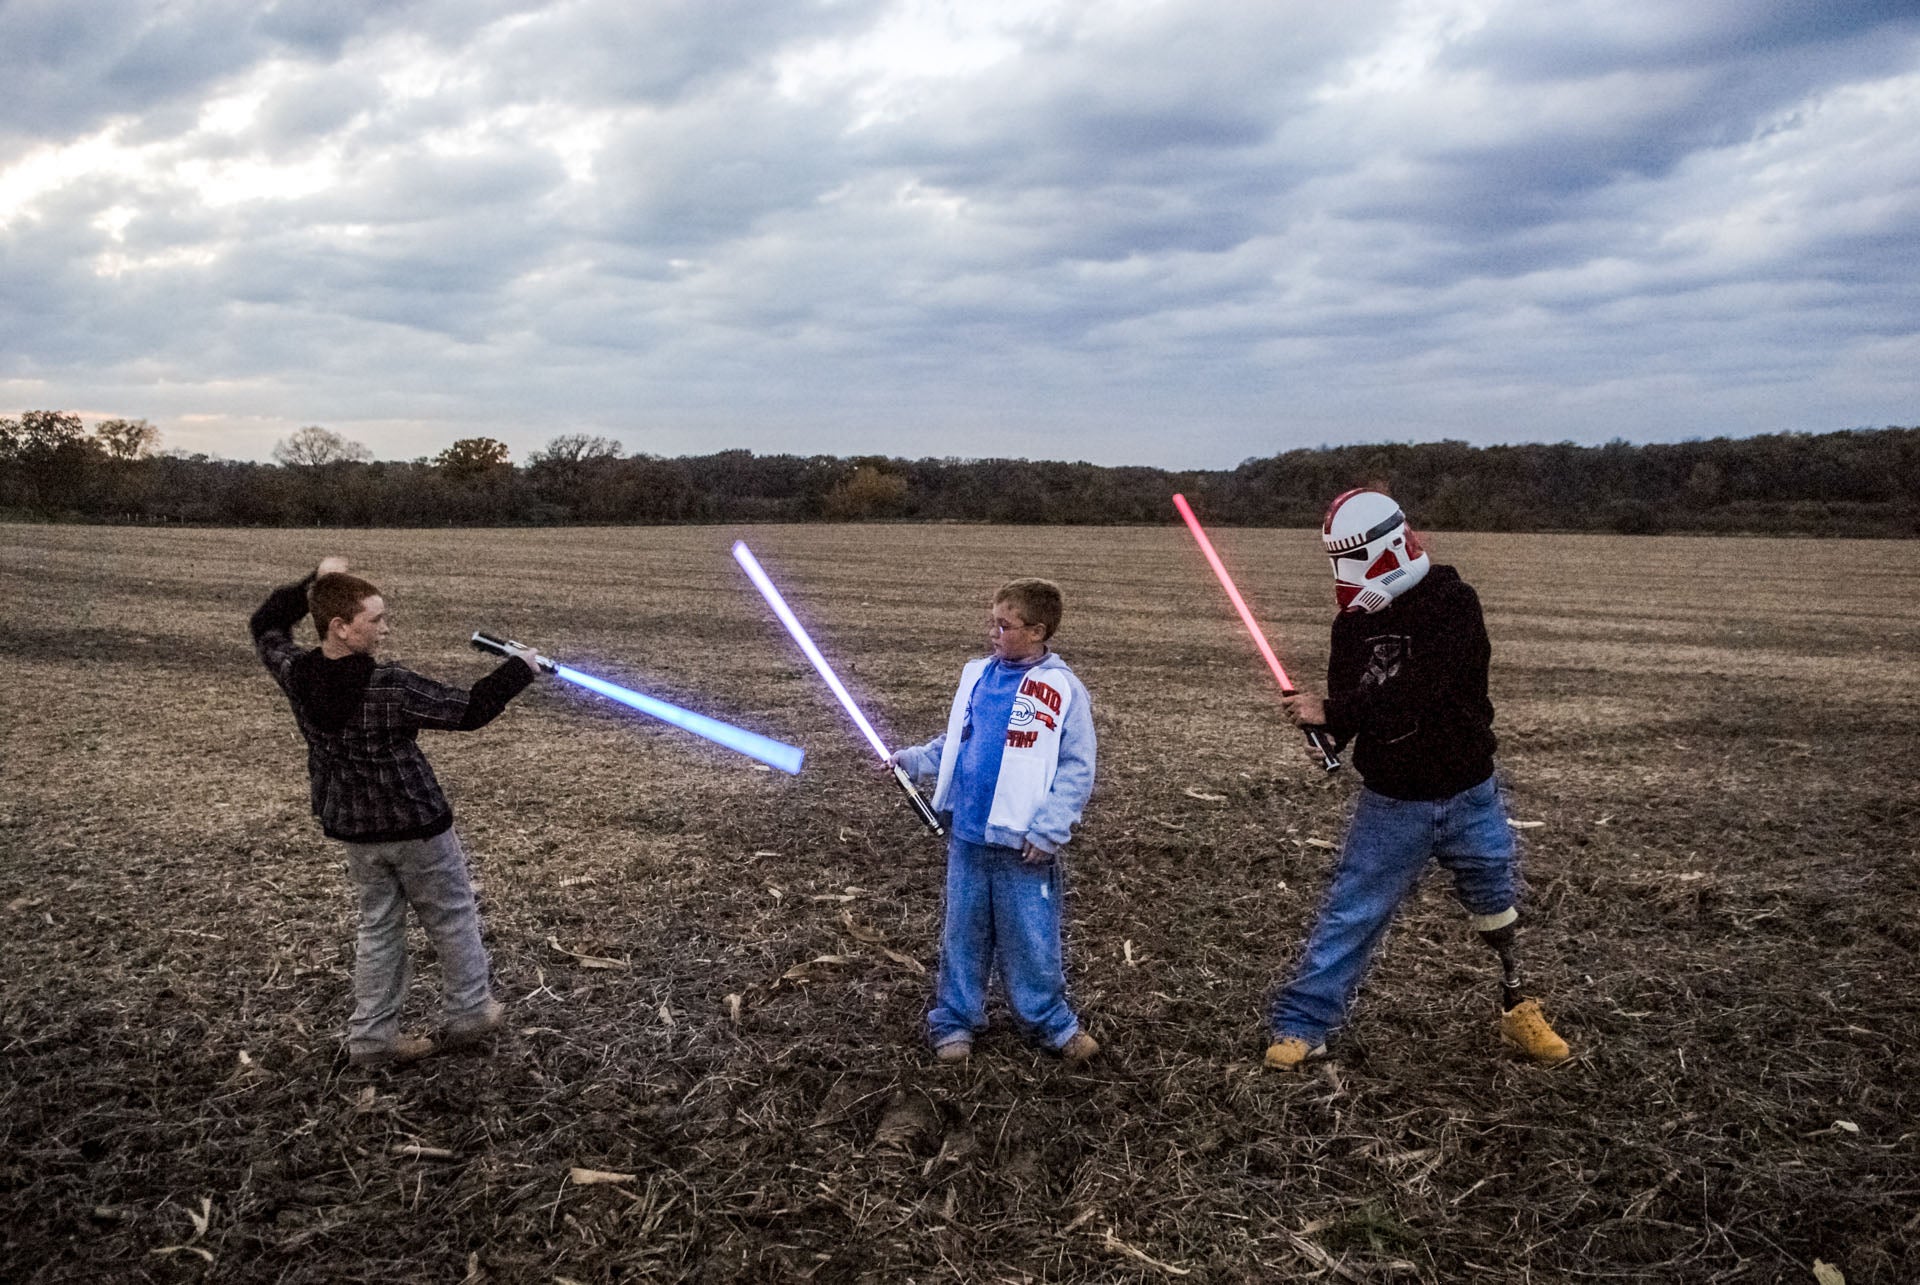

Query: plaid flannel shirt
[[252, 577, 530, 843]]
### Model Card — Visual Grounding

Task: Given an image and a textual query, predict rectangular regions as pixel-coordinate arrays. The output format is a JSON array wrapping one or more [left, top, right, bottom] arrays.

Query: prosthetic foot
[[1475, 911, 1571, 1063], [1499, 999, 1571, 1063]]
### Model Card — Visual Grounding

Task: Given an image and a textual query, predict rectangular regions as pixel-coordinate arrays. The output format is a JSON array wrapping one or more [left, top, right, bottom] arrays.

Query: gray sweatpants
[[342, 828, 494, 1054]]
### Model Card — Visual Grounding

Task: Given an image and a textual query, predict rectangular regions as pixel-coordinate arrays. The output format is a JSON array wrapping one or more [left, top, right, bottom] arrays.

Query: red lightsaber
[[1172, 493, 1341, 773]]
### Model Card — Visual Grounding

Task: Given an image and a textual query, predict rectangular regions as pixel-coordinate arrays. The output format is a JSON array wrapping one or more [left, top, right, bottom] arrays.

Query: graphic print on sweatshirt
[[1359, 633, 1418, 744], [1006, 676, 1063, 749]]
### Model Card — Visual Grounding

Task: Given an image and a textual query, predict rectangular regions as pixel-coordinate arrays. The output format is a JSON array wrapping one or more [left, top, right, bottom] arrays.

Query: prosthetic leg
[[1472, 909, 1570, 1063], [1476, 916, 1526, 1011]]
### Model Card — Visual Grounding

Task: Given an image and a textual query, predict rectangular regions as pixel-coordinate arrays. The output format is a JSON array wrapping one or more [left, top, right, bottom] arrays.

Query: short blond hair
[[995, 577, 1063, 640]]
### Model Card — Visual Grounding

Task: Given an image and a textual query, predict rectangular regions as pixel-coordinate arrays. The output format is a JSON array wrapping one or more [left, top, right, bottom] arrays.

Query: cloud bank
[[3, 0, 1917, 466]]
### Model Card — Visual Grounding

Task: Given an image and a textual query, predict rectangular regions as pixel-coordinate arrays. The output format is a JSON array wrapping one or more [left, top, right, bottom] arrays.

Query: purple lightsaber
[[731, 542, 943, 834]]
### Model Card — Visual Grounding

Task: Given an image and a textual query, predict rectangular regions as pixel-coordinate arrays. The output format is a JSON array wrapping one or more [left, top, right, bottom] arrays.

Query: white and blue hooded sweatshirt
[[897, 651, 1095, 854]]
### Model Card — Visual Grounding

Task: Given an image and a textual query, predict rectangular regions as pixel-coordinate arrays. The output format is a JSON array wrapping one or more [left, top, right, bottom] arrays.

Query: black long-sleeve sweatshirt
[[250, 576, 533, 842], [1319, 564, 1498, 801]]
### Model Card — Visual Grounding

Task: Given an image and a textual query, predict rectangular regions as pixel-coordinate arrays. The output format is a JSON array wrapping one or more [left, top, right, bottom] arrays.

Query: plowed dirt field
[[2, 523, 1915, 1282]]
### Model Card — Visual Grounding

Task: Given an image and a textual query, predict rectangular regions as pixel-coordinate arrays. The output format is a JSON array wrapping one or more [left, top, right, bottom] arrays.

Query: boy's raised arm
[[250, 571, 317, 682], [250, 558, 349, 674]]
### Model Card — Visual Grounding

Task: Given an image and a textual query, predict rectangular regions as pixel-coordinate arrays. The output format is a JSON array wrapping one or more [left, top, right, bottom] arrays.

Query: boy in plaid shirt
[[251, 557, 544, 1067]]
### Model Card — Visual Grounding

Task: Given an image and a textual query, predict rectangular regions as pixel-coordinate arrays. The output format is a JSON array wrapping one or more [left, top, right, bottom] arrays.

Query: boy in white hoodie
[[892, 578, 1099, 1064]]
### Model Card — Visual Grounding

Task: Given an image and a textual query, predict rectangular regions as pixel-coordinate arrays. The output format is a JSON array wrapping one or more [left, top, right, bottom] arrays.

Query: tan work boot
[[350, 1034, 435, 1068], [1500, 998, 1571, 1063], [444, 998, 507, 1049], [1059, 1032, 1099, 1064], [934, 1038, 973, 1064], [1263, 1036, 1327, 1071]]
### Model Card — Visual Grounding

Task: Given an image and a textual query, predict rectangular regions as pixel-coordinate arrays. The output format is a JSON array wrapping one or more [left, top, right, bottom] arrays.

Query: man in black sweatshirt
[[251, 557, 544, 1068], [1265, 490, 1570, 1070]]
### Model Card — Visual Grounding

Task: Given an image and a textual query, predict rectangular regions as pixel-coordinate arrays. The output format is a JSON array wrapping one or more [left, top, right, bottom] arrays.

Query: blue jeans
[[1270, 775, 1516, 1044], [929, 836, 1081, 1051]]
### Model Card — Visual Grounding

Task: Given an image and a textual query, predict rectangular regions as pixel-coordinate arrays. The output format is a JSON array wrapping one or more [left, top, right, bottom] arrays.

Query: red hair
[[309, 572, 380, 639]]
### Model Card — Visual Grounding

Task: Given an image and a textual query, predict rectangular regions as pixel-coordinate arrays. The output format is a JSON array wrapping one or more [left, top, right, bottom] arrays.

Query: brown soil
[[2, 523, 1915, 1283]]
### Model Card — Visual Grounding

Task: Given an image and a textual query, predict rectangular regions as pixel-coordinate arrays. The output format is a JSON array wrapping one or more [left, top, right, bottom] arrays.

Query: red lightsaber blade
[[1172, 494, 1341, 773]]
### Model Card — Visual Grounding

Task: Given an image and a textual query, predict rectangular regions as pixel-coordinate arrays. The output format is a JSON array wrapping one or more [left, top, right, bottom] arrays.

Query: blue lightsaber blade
[[470, 631, 804, 775], [730, 542, 944, 834]]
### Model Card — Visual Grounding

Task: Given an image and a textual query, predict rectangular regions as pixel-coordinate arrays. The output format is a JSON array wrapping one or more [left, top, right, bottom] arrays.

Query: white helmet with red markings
[[1323, 488, 1429, 613]]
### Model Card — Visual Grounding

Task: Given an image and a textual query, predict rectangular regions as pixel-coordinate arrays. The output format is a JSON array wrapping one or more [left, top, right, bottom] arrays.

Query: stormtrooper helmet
[[1322, 488, 1429, 613]]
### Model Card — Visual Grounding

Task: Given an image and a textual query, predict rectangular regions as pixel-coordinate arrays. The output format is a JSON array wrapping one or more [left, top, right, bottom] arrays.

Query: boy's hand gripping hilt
[[1279, 687, 1342, 773], [471, 630, 557, 674], [890, 761, 945, 835]]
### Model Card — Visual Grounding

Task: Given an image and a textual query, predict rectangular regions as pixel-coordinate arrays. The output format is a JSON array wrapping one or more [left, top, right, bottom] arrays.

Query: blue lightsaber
[[470, 631, 804, 775]]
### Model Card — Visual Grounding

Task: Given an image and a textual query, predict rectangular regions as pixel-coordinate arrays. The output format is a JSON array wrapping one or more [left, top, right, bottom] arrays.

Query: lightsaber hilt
[[1279, 687, 1343, 773], [890, 761, 945, 835], [471, 630, 556, 674]]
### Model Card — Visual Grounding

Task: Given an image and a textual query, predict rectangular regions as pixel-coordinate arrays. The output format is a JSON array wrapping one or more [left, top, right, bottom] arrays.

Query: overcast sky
[[3, 1, 1917, 468]]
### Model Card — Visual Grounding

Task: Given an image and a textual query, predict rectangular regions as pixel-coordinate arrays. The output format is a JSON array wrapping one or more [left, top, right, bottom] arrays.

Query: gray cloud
[[1453, 1, 1920, 81], [2, 0, 1916, 467], [487, 0, 887, 107], [0, 0, 374, 149]]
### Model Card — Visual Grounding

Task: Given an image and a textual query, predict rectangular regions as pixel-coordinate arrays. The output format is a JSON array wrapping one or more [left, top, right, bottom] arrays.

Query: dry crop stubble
[[1, 522, 1916, 1283]]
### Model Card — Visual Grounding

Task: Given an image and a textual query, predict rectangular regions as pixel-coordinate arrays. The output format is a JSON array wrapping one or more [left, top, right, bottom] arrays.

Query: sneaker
[[1263, 1036, 1327, 1071], [444, 998, 507, 1049], [1500, 998, 1571, 1063], [934, 1038, 973, 1064], [1059, 1032, 1099, 1064], [349, 1035, 435, 1068]]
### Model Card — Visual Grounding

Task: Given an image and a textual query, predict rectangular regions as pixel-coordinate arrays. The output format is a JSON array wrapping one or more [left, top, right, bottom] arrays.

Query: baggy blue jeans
[[929, 836, 1081, 1051], [1270, 775, 1517, 1044], [341, 828, 495, 1055]]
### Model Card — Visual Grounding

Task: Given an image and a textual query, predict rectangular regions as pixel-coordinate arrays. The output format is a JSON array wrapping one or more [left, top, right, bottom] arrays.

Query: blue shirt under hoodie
[[897, 649, 1096, 854], [948, 655, 1043, 844]]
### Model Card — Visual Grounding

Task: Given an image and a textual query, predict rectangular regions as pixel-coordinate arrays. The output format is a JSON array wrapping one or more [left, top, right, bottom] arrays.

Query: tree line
[[3, 411, 1916, 535]]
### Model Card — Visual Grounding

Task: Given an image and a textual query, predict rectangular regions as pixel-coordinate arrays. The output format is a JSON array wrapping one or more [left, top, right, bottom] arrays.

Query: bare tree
[[272, 425, 373, 466], [526, 434, 625, 513], [528, 434, 624, 468], [93, 418, 161, 460]]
